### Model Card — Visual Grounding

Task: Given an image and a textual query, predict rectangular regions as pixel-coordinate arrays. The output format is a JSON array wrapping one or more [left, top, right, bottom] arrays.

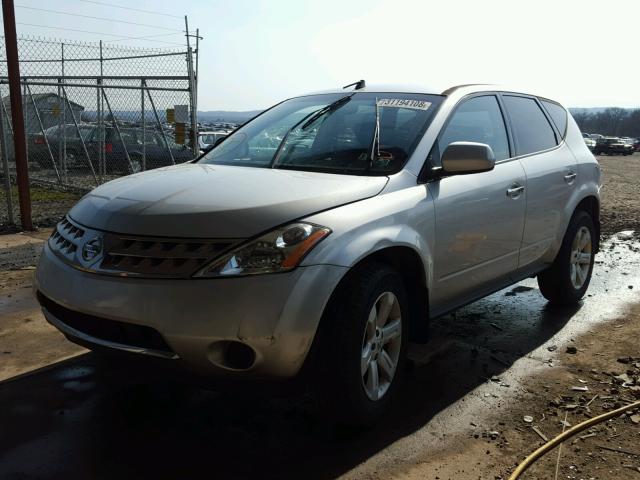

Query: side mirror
[[441, 141, 495, 175], [213, 136, 226, 147]]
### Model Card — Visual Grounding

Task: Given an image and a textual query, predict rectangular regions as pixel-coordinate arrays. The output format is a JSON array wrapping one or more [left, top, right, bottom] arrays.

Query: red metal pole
[[2, 0, 32, 230]]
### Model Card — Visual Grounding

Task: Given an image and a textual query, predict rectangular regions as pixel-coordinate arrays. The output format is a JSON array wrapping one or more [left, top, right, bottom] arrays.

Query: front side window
[[541, 100, 568, 138], [503, 96, 557, 155], [437, 95, 510, 161], [199, 92, 444, 176]]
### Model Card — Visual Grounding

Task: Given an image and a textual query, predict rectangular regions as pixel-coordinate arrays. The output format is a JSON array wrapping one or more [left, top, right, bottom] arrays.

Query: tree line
[[571, 108, 640, 138]]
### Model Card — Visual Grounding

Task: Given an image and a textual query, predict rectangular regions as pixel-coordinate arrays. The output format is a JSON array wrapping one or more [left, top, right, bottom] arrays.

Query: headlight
[[195, 222, 331, 277]]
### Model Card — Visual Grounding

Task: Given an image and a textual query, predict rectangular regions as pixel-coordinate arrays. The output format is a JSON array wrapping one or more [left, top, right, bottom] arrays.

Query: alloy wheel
[[361, 291, 402, 401], [570, 226, 592, 289]]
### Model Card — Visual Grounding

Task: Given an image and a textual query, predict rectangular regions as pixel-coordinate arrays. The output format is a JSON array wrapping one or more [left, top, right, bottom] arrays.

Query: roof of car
[[304, 83, 559, 102]]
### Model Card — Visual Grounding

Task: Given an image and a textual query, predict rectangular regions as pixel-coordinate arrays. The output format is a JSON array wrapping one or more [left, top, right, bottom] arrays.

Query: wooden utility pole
[[2, 0, 32, 230]]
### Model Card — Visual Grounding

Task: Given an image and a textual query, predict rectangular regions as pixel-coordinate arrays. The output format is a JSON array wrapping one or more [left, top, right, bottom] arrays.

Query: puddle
[[54, 366, 95, 381]]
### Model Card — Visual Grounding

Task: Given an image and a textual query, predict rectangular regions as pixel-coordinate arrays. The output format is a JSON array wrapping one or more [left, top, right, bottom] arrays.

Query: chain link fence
[[0, 36, 197, 231]]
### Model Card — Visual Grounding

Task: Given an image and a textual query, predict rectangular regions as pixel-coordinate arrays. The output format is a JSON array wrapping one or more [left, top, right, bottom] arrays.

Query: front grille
[[49, 216, 239, 278], [99, 233, 235, 277], [38, 292, 174, 355], [49, 217, 86, 261]]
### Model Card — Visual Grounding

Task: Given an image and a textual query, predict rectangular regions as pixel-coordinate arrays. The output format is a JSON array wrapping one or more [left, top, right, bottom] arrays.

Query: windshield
[[198, 92, 443, 175]]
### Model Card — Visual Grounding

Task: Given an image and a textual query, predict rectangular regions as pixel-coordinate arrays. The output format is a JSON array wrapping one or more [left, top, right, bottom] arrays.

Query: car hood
[[69, 163, 388, 238]]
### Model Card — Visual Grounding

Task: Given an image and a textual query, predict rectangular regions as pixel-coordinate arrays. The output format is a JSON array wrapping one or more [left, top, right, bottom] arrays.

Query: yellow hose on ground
[[508, 399, 640, 479]]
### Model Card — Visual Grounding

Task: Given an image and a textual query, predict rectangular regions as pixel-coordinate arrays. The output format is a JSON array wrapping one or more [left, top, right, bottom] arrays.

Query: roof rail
[[440, 83, 493, 95]]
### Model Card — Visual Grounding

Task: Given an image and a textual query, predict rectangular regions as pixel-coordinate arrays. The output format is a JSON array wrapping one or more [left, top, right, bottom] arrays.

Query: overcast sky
[[6, 0, 640, 111]]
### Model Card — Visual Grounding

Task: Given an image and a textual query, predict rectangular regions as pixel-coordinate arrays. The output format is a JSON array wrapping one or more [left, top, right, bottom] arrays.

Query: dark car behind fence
[[0, 35, 198, 229]]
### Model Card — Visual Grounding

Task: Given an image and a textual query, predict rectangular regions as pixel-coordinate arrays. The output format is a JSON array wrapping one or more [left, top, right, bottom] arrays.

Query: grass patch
[[0, 185, 81, 203]]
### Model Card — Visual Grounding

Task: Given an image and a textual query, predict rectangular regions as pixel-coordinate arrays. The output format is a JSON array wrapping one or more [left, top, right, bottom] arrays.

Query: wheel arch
[[362, 246, 430, 342], [324, 245, 430, 344]]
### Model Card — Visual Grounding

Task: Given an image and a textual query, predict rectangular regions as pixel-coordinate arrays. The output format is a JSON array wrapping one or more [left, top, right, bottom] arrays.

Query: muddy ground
[[0, 153, 639, 479], [598, 153, 640, 236]]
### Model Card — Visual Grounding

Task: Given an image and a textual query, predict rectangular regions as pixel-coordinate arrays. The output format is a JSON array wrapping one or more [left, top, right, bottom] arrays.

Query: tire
[[314, 262, 410, 427], [130, 156, 143, 174], [538, 210, 596, 305]]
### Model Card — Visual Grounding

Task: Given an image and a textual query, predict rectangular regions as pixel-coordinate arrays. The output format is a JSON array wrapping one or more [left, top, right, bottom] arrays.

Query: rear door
[[501, 95, 577, 269], [430, 95, 527, 312]]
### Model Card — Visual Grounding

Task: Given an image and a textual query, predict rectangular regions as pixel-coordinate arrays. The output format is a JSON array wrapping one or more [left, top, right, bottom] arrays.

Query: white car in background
[[197, 130, 231, 151], [582, 132, 596, 151]]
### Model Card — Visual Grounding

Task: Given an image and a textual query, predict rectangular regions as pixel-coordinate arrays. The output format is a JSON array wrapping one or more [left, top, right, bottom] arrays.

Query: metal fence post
[[97, 76, 104, 179], [99, 40, 104, 179], [141, 78, 146, 171], [186, 46, 197, 157], [27, 83, 61, 183], [101, 87, 133, 173], [143, 79, 175, 165], [0, 100, 14, 225], [22, 80, 28, 160], [1, 0, 32, 230], [184, 17, 198, 157], [61, 42, 67, 183], [61, 84, 97, 185], [57, 77, 66, 183]]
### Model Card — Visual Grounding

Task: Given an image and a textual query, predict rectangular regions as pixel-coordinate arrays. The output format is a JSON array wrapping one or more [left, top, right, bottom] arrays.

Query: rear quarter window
[[541, 100, 568, 138], [503, 95, 557, 156]]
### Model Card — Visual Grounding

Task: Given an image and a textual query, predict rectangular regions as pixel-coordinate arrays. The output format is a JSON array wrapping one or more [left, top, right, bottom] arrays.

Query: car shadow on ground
[[0, 286, 579, 479]]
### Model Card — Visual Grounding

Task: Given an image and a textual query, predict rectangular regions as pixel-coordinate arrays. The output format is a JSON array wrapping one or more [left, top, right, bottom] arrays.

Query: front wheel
[[538, 210, 595, 305], [315, 262, 409, 426]]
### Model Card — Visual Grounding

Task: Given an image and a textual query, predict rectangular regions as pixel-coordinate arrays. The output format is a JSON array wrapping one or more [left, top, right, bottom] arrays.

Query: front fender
[[301, 184, 435, 287]]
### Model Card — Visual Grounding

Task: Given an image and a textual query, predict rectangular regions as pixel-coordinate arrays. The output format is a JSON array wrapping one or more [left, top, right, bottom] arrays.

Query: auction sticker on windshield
[[376, 98, 431, 110]]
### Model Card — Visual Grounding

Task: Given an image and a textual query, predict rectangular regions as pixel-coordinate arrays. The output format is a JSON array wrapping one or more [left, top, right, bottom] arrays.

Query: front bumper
[[35, 242, 347, 378]]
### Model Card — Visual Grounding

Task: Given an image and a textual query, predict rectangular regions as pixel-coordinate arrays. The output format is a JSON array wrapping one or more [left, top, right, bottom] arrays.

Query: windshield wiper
[[270, 94, 354, 168], [300, 94, 353, 130]]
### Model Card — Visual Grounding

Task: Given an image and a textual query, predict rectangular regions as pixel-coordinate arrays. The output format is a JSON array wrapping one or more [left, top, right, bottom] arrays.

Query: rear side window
[[503, 96, 557, 155], [541, 100, 568, 138], [437, 95, 510, 161]]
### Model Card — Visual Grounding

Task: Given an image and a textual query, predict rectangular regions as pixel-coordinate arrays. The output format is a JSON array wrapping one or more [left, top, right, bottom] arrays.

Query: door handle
[[506, 184, 525, 198], [564, 172, 577, 183]]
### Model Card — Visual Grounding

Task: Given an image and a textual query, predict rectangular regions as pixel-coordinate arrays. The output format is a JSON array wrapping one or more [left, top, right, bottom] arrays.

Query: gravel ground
[[597, 152, 640, 236]]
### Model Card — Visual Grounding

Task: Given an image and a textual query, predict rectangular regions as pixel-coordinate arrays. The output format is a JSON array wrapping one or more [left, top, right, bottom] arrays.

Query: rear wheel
[[315, 262, 409, 426], [538, 210, 595, 305]]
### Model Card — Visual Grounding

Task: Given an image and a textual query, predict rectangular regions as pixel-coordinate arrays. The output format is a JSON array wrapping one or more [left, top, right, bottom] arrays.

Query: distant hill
[[570, 107, 640, 138], [569, 107, 609, 115]]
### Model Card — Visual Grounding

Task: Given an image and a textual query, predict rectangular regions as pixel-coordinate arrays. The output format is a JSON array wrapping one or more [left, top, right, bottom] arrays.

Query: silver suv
[[36, 84, 601, 425]]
